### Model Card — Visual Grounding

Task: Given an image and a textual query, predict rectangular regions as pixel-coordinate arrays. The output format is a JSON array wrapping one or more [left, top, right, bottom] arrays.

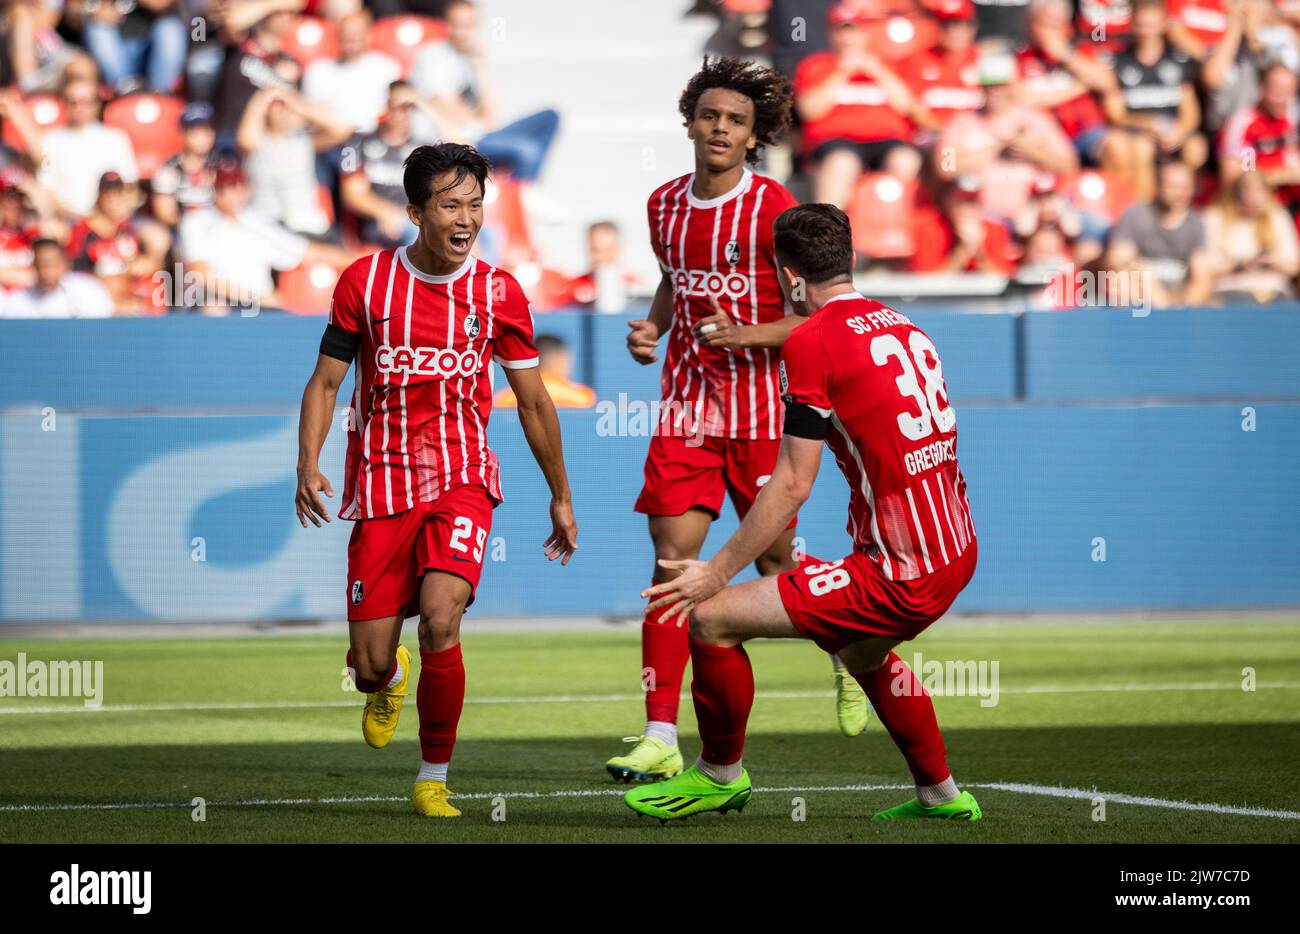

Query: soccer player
[[608, 56, 869, 785], [294, 143, 578, 818], [624, 204, 981, 822]]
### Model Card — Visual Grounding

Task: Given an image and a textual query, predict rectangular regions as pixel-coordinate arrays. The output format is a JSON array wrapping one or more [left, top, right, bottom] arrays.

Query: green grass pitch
[[2, 617, 1298, 843]]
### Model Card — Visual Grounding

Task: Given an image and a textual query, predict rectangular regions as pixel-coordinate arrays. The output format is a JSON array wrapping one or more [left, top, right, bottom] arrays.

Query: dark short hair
[[536, 334, 569, 355], [31, 238, 64, 257], [403, 143, 492, 208], [678, 56, 792, 166], [773, 204, 854, 285]]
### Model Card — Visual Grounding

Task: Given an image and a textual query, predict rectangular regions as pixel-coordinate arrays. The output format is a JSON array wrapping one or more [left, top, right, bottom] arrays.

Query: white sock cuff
[[916, 775, 959, 807], [643, 720, 677, 746], [696, 756, 742, 785], [417, 760, 449, 784]]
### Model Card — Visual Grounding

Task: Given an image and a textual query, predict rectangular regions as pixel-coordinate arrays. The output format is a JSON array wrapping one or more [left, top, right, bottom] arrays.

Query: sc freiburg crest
[[464, 314, 481, 339], [350, 580, 364, 606], [724, 239, 741, 265]]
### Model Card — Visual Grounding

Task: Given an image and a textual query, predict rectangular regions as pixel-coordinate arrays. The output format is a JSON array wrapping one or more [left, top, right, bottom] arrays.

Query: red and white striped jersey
[[329, 247, 539, 520], [648, 168, 798, 440], [779, 292, 975, 581]]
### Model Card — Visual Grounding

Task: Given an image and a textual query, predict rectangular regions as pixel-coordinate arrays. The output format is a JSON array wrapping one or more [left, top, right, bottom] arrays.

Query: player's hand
[[641, 559, 727, 628], [295, 466, 333, 528], [543, 498, 578, 565], [693, 297, 745, 349], [626, 318, 660, 364]]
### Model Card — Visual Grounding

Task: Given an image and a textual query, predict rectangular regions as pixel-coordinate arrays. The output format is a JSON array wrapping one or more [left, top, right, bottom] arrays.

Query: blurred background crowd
[[1, 0, 1299, 319]]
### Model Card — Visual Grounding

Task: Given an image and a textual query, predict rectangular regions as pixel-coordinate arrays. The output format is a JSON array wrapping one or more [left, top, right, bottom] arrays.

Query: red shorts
[[345, 483, 496, 621], [778, 541, 978, 654], [634, 433, 795, 527]]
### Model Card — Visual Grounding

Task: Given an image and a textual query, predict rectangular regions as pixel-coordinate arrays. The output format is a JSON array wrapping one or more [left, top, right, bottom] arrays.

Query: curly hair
[[677, 56, 793, 166]]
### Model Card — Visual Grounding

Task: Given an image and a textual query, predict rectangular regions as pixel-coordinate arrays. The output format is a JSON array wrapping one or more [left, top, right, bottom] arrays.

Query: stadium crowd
[[1, 0, 1299, 316]]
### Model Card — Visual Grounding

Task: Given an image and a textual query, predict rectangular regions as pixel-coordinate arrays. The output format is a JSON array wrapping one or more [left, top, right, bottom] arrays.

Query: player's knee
[[688, 600, 733, 647], [350, 654, 389, 691], [839, 640, 895, 675], [652, 538, 699, 564], [754, 550, 795, 577], [418, 603, 464, 650]]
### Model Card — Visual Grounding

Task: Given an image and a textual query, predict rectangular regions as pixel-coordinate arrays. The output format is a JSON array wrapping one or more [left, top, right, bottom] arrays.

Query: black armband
[[319, 323, 360, 363], [783, 401, 830, 440]]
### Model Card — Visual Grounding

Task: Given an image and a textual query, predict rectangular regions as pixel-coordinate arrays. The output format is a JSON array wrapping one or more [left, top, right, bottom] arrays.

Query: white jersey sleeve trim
[[494, 355, 540, 369]]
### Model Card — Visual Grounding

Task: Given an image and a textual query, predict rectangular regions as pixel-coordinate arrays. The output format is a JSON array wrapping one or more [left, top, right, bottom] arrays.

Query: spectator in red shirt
[[567, 220, 639, 314], [1019, 0, 1126, 170], [1102, 0, 1208, 200], [909, 175, 1018, 274], [1219, 60, 1300, 211], [900, 0, 983, 135], [66, 171, 171, 314], [793, 0, 924, 209], [1015, 173, 1085, 271], [0, 178, 40, 290]]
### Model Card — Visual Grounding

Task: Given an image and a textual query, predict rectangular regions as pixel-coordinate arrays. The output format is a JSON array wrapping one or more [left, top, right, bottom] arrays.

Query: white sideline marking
[[1, 781, 1297, 821], [2, 680, 1297, 716]]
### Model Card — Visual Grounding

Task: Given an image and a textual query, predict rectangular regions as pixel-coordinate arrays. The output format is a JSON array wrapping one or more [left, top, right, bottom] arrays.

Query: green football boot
[[872, 790, 982, 822], [624, 764, 752, 823]]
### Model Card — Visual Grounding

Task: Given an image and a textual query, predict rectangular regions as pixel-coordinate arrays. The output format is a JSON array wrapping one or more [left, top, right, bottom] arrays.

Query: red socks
[[417, 644, 465, 765], [642, 595, 692, 723], [852, 652, 951, 786], [689, 636, 755, 765]]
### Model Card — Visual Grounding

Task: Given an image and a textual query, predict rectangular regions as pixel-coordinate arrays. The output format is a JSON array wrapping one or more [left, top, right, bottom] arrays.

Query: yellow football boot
[[605, 735, 684, 783], [361, 644, 411, 749], [835, 668, 871, 737], [413, 780, 462, 818]]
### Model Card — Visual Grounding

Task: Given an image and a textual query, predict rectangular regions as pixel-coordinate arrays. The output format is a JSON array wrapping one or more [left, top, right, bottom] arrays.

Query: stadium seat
[[1, 94, 64, 150], [1059, 170, 1138, 225], [370, 15, 447, 77], [282, 16, 341, 68], [103, 93, 184, 180], [277, 261, 341, 315], [485, 175, 537, 264], [847, 173, 918, 259], [863, 15, 938, 62]]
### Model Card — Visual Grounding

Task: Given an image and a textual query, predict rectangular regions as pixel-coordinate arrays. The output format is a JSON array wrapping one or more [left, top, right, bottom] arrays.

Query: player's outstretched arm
[[644, 433, 823, 625], [694, 297, 805, 350], [295, 353, 349, 528], [504, 365, 579, 565]]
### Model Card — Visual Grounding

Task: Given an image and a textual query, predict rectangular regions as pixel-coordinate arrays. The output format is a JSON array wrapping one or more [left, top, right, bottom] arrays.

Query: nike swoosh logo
[[372, 315, 394, 324], [451, 555, 472, 563]]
